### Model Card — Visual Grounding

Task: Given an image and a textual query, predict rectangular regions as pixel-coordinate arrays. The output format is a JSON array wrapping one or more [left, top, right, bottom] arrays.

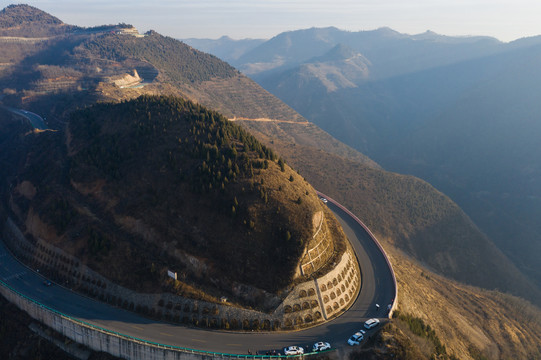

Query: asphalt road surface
[[0, 201, 395, 356], [2, 106, 47, 130]]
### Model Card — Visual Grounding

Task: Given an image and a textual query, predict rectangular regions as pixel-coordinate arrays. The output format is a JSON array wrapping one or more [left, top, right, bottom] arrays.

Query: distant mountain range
[[186, 26, 509, 79], [189, 27, 541, 292], [182, 36, 265, 63]]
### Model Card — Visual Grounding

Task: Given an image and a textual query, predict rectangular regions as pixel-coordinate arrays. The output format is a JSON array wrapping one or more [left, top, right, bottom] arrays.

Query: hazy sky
[[6, 0, 541, 41]]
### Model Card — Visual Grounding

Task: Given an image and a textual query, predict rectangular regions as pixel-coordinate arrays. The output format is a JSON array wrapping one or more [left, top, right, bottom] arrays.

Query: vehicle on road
[[43, 280, 52, 286], [320, 197, 328, 204], [312, 341, 331, 352], [347, 332, 364, 345], [283, 346, 304, 355], [364, 318, 380, 329]]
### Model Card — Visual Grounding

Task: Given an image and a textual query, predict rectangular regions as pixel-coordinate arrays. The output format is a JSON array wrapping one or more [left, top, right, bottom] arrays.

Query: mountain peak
[[0, 4, 63, 28], [373, 26, 402, 37], [411, 29, 500, 44]]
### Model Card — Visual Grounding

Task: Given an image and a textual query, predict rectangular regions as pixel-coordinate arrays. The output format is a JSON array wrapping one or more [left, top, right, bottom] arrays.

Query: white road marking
[[4, 271, 26, 281]]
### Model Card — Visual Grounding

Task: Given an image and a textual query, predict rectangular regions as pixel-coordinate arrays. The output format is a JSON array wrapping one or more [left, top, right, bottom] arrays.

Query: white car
[[347, 332, 364, 345], [312, 341, 331, 352], [320, 197, 328, 203], [283, 346, 304, 355], [364, 318, 380, 329]]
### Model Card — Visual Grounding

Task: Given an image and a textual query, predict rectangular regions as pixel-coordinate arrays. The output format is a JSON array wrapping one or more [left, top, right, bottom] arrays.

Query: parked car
[[283, 346, 304, 355], [364, 318, 380, 329], [347, 332, 364, 345], [312, 341, 331, 352]]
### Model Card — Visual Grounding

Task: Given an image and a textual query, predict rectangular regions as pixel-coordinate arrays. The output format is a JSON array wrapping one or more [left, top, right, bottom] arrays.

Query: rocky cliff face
[[109, 69, 141, 88]]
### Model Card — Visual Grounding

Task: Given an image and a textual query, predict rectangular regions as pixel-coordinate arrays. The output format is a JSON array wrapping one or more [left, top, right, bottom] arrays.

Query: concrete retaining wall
[[0, 280, 266, 359]]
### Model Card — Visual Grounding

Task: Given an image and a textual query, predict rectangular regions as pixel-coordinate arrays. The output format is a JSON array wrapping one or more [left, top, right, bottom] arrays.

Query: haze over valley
[[186, 26, 541, 292]]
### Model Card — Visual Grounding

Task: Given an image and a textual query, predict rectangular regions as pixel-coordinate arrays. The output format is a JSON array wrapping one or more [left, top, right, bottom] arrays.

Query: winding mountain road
[[2, 106, 47, 130], [0, 196, 395, 356]]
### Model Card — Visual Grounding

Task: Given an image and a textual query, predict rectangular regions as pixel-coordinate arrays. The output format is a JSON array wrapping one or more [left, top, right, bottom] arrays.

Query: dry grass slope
[[236, 117, 541, 359], [392, 248, 541, 359], [239, 120, 541, 305]]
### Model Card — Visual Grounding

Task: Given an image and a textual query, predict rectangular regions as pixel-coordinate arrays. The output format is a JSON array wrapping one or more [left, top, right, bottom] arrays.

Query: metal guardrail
[[316, 191, 398, 318], [0, 192, 389, 358], [0, 277, 333, 359]]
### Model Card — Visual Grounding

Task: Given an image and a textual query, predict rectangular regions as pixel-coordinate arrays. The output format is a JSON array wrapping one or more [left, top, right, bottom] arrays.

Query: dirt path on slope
[[228, 116, 310, 125]]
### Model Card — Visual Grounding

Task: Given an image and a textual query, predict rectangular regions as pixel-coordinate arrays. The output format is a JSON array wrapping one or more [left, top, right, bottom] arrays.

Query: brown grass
[[391, 247, 541, 359], [239, 121, 541, 307]]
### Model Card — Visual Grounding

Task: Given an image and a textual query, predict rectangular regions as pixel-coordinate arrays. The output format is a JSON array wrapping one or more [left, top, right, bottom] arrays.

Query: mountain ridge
[[228, 26, 505, 81], [219, 26, 541, 294], [0, 4, 63, 27]]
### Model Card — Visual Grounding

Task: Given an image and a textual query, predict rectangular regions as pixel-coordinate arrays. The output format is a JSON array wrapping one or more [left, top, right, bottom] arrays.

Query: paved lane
[[2, 106, 47, 130], [0, 199, 395, 356]]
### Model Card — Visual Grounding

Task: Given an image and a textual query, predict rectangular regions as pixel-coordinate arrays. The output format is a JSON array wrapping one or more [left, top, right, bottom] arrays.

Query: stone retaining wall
[[280, 248, 360, 325], [3, 216, 361, 330]]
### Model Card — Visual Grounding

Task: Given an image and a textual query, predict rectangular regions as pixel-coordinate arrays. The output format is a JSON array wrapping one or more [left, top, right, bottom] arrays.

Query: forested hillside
[[5, 96, 339, 304], [78, 32, 239, 83], [0, 4, 75, 36]]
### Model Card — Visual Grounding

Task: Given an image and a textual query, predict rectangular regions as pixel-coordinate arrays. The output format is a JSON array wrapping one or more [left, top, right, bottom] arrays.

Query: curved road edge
[[0, 192, 396, 357], [316, 191, 398, 318], [1, 105, 47, 130]]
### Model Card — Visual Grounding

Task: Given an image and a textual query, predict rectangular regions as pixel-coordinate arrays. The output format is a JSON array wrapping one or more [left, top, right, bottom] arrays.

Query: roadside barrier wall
[[0, 278, 332, 359]]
